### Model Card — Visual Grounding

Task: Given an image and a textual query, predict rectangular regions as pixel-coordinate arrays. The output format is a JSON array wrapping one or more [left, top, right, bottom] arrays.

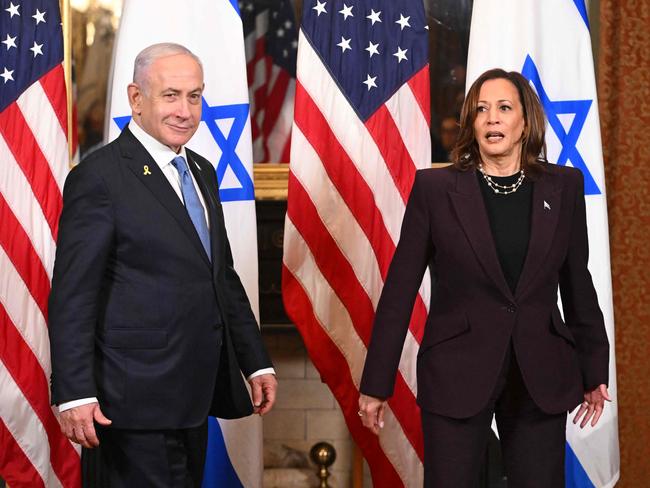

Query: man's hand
[[358, 394, 386, 435], [572, 384, 611, 428], [58, 403, 112, 448], [248, 373, 277, 416]]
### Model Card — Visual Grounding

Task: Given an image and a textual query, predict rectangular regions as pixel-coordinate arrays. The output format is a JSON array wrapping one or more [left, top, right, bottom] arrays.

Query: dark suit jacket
[[360, 164, 609, 418], [48, 127, 272, 429]]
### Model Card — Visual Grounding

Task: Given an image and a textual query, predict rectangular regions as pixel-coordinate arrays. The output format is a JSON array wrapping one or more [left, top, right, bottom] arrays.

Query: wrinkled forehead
[[141, 55, 204, 94], [150, 54, 203, 78]]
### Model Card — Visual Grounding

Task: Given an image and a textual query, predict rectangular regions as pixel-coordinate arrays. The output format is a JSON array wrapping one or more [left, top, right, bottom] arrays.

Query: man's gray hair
[[133, 43, 203, 91]]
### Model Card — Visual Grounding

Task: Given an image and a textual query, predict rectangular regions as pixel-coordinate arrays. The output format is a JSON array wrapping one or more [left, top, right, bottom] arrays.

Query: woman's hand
[[572, 384, 611, 428], [358, 394, 387, 435]]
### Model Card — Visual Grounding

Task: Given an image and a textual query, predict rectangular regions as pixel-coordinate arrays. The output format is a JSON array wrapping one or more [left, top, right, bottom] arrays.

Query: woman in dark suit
[[357, 69, 611, 487]]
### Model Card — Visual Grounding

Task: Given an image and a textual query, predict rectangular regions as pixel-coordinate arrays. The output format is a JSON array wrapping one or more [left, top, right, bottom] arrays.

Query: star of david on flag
[[522, 56, 600, 195], [106, 0, 263, 486], [113, 98, 254, 202], [467, 1, 619, 486]]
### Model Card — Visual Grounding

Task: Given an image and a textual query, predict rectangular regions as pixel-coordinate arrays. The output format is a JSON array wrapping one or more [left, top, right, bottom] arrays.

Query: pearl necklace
[[478, 164, 525, 195]]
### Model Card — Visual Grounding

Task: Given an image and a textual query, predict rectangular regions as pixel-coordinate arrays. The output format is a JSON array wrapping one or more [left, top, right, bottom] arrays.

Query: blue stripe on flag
[[565, 441, 595, 488], [228, 0, 240, 16], [202, 417, 244, 488], [572, 0, 590, 30]]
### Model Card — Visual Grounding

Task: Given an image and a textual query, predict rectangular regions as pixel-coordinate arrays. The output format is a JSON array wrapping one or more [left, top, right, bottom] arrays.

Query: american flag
[[0, 0, 80, 486], [241, 0, 297, 163], [282, 1, 431, 486]]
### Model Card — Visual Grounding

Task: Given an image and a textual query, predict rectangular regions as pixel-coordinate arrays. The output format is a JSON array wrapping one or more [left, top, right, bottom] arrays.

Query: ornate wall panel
[[598, 1, 650, 485]]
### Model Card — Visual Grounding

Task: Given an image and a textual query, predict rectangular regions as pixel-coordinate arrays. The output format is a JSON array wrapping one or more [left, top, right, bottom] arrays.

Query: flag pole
[[61, 0, 73, 163]]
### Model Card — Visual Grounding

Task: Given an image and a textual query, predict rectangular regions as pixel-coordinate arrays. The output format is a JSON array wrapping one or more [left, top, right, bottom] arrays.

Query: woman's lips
[[486, 131, 504, 142]]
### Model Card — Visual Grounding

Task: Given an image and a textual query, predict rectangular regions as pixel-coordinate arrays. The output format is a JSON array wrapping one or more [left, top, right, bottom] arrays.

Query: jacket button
[[506, 305, 516, 313]]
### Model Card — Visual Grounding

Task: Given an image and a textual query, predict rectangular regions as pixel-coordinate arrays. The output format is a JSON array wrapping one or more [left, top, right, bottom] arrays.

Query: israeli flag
[[106, 1, 262, 486], [466, 1, 619, 486]]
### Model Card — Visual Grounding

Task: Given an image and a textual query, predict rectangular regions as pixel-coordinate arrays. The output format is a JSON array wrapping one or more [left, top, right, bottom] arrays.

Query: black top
[[477, 171, 533, 293]]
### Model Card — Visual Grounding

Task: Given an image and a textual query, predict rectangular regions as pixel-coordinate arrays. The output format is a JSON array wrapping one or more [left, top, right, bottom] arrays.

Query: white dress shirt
[[59, 121, 274, 412]]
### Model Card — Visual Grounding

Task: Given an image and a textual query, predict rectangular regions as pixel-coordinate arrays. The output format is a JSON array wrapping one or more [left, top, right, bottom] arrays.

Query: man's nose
[[174, 99, 192, 118]]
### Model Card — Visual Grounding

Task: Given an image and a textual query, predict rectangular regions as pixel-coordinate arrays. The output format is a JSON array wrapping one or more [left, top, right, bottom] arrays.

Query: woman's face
[[473, 78, 526, 165]]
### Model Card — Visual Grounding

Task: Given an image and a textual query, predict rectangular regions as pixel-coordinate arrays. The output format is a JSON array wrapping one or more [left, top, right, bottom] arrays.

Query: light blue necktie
[[170, 155, 211, 261]]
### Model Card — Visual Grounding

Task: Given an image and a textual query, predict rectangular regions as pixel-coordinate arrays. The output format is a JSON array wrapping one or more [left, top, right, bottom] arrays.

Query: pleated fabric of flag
[[282, 1, 431, 486], [106, 1, 262, 486], [0, 0, 81, 486], [466, 1, 620, 486], [241, 0, 297, 164]]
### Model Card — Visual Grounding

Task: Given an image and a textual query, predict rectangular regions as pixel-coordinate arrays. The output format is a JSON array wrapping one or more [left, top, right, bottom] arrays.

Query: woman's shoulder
[[415, 164, 459, 187], [537, 163, 585, 195], [539, 161, 583, 182]]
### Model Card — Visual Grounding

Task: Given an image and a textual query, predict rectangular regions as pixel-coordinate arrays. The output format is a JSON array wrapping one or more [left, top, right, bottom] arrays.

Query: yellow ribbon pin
[[143, 165, 152, 176]]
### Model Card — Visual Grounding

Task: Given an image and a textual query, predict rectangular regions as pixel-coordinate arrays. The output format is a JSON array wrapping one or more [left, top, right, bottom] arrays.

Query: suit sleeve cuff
[[247, 368, 275, 381], [58, 397, 98, 413]]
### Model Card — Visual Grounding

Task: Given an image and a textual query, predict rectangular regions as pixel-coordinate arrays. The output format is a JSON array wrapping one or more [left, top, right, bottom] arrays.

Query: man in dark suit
[[48, 43, 277, 487]]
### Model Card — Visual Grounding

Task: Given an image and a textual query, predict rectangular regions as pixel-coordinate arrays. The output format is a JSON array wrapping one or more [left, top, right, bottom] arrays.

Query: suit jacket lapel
[[118, 128, 211, 266], [514, 171, 562, 297], [449, 169, 514, 302]]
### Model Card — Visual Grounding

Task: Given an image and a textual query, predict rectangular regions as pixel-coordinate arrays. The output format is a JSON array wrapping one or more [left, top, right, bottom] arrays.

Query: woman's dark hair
[[451, 68, 547, 177]]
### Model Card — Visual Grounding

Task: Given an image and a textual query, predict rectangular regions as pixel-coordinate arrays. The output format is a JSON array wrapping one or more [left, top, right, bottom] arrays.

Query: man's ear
[[127, 83, 142, 115]]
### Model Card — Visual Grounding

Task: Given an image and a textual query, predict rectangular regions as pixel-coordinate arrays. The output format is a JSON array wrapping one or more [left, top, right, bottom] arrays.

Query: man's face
[[128, 54, 204, 152]]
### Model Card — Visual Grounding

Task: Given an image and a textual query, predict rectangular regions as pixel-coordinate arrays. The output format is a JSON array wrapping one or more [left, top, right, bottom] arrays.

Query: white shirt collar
[[128, 120, 189, 170]]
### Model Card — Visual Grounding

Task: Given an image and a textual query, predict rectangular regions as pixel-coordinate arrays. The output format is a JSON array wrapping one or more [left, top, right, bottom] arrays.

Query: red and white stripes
[[283, 31, 431, 487], [0, 64, 81, 487], [245, 10, 294, 164]]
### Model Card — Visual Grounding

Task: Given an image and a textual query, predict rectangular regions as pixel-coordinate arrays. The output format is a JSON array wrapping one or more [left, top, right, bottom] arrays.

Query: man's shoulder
[[68, 133, 134, 187], [75, 139, 119, 172]]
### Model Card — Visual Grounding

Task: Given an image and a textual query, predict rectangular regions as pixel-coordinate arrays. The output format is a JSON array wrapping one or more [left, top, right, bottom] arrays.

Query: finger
[[359, 409, 378, 435], [83, 421, 100, 448], [572, 404, 587, 424], [600, 385, 612, 402], [358, 398, 366, 411], [376, 402, 385, 430], [63, 426, 75, 442], [580, 405, 596, 428], [93, 406, 112, 426], [263, 380, 277, 407], [257, 380, 277, 415], [366, 412, 380, 436], [359, 406, 372, 425], [591, 403, 605, 427], [72, 425, 92, 449], [60, 416, 79, 443], [257, 397, 272, 416], [250, 381, 263, 409], [256, 400, 269, 415]]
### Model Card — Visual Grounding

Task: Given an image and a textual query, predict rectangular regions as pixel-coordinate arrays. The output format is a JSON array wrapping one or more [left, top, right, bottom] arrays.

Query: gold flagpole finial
[[61, 0, 74, 165]]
